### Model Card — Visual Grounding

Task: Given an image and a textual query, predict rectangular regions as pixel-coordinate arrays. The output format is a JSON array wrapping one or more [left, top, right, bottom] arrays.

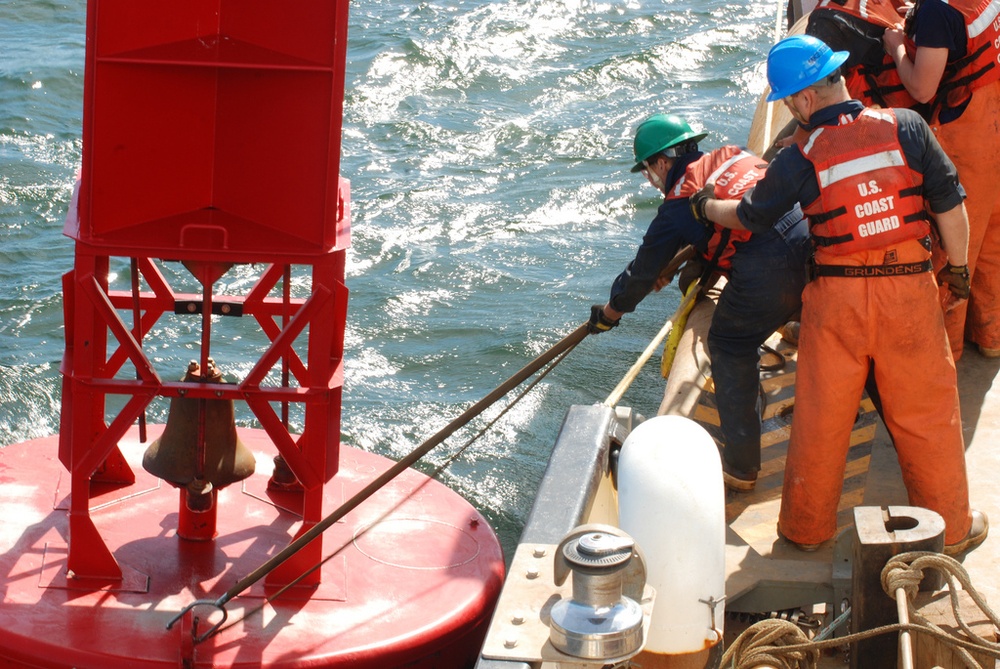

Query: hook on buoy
[[167, 598, 229, 644]]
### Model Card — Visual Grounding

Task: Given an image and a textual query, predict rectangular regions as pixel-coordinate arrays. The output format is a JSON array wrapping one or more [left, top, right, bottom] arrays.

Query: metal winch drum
[[549, 525, 647, 662]]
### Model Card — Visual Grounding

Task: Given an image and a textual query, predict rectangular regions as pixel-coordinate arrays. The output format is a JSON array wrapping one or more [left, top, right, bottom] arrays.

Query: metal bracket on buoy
[[167, 599, 229, 645]]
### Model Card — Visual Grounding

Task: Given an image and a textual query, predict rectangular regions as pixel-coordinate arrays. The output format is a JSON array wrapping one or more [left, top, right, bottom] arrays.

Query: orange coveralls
[[906, 0, 1000, 357], [933, 84, 1000, 356], [735, 103, 973, 546], [780, 238, 971, 545]]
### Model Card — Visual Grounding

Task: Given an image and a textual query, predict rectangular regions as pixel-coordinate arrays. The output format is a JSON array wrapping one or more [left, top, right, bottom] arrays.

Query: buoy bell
[[142, 360, 256, 491]]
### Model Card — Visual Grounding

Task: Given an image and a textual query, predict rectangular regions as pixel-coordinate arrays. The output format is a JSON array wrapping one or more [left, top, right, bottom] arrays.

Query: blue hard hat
[[765, 34, 849, 102]]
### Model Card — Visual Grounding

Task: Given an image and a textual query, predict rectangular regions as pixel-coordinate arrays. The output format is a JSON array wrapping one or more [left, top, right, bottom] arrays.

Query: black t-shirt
[[909, 0, 969, 122], [910, 0, 967, 61]]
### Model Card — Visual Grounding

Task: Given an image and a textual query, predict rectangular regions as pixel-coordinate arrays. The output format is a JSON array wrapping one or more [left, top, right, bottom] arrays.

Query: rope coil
[[722, 552, 1000, 669], [722, 619, 819, 669], [882, 551, 1000, 668]]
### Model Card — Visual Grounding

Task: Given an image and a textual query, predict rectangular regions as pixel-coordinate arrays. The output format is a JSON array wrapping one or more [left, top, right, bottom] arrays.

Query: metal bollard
[[850, 506, 945, 669]]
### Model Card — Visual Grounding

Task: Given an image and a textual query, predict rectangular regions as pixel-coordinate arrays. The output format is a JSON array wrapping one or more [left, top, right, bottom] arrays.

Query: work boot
[[944, 509, 989, 556], [779, 321, 800, 346], [777, 526, 822, 552], [721, 458, 757, 492]]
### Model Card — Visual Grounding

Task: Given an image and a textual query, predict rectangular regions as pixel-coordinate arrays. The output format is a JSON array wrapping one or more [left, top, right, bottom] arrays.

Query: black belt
[[812, 259, 933, 278]]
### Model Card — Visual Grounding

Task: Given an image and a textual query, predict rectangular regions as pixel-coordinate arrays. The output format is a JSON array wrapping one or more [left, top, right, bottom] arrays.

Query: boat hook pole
[[167, 322, 591, 639]]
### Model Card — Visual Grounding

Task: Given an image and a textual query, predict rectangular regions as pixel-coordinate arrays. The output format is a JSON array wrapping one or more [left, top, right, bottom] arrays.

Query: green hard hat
[[630, 113, 707, 172]]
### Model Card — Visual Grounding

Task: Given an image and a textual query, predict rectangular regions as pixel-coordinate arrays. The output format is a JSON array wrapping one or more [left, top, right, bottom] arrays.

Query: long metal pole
[[895, 588, 915, 669], [214, 323, 589, 608]]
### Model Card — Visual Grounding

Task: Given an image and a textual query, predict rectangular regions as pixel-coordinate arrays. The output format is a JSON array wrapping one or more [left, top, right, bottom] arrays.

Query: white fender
[[617, 415, 725, 655]]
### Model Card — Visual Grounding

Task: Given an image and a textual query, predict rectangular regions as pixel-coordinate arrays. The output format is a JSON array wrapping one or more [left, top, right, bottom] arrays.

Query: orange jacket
[[667, 146, 760, 270], [796, 108, 931, 254]]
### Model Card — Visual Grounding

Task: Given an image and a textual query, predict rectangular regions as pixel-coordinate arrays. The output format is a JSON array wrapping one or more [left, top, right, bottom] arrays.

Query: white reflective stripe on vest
[[965, 0, 1000, 39], [816, 150, 906, 188], [706, 150, 755, 183], [671, 175, 687, 197]]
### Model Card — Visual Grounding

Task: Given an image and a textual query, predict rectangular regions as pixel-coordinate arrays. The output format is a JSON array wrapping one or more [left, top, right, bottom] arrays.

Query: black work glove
[[587, 305, 620, 334], [937, 263, 971, 300], [689, 183, 716, 231]]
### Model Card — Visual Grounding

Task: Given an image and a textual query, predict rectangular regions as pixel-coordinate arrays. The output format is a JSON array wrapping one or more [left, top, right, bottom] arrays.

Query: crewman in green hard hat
[[700, 33, 988, 555], [588, 112, 811, 493]]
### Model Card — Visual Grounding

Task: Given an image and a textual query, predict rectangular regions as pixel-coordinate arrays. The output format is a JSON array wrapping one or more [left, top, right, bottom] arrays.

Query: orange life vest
[[667, 146, 760, 271], [839, 60, 918, 108], [816, 0, 907, 27], [809, 0, 920, 109], [921, 0, 1000, 122], [796, 108, 931, 254]]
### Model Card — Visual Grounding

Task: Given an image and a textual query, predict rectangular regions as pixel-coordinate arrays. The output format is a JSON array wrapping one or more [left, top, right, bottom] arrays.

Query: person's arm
[[700, 148, 813, 233], [935, 203, 969, 267], [604, 198, 707, 317], [601, 302, 626, 322], [933, 202, 971, 311], [896, 108, 964, 210], [704, 198, 747, 230], [884, 1, 966, 103], [895, 108, 971, 308], [884, 26, 948, 103]]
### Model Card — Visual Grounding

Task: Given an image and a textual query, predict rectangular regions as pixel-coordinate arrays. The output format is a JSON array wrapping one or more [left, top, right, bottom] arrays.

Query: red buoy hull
[[0, 427, 504, 668]]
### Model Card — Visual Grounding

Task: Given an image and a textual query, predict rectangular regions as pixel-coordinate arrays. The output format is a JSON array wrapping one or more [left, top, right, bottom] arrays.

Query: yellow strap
[[661, 280, 701, 378]]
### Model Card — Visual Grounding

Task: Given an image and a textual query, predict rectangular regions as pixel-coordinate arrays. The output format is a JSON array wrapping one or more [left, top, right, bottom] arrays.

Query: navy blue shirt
[[735, 100, 964, 234], [909, 0, 969, 122], [608, 152, 714, 314], [910, 0, 967, 60]]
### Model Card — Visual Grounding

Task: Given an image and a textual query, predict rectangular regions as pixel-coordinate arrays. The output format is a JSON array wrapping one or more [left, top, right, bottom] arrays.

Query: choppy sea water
[[0, 0, 783, 557]]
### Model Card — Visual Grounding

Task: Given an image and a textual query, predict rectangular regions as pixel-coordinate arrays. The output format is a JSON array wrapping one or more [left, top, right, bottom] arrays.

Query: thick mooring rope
[[721, 618, 819, 669], [882, 551, 1000, 669], [722, 552, 1000, 669]]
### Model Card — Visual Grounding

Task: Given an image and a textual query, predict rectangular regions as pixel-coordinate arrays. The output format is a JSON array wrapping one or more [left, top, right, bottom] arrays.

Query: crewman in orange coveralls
[[884, 0, 1000, 359], [698, 34, 989, 554]]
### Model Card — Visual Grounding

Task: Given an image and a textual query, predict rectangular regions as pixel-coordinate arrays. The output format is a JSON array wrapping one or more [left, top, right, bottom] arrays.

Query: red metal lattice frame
[[58, 184, 350, 585]]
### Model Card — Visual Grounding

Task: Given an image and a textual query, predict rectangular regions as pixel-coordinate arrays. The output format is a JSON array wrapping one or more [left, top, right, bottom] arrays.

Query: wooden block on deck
[[912, 589, 998, 669]]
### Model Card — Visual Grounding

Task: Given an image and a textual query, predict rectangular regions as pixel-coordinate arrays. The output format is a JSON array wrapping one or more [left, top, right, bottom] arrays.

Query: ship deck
[[663, 294, 1000, 666], [476, 288, 1000, 669]]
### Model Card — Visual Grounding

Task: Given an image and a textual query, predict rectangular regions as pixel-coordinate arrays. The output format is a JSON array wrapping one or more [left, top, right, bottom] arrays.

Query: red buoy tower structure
[[0, 1, 504, 666]]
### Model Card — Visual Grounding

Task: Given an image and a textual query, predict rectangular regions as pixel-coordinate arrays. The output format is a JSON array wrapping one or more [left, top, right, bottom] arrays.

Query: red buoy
[[0, 427, 504, 668], [8, 1, 506, 665]]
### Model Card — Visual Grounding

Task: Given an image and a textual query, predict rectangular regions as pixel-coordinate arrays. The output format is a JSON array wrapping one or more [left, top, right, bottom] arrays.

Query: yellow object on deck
[[661, 280, 700, 378]]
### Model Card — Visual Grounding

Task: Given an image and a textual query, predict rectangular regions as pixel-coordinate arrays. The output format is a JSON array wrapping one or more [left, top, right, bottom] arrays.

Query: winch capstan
[[550, 524, 648, 664]]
